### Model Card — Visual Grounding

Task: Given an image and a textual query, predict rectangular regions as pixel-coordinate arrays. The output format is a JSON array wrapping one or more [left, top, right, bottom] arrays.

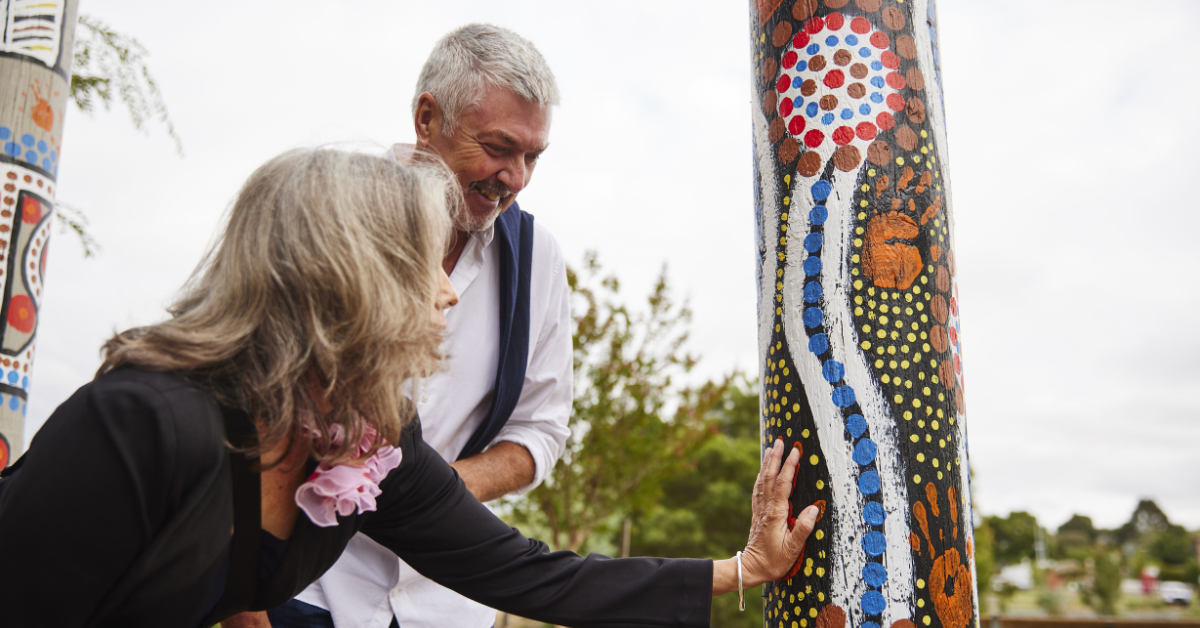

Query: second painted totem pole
[[750, 1, 978, 628], [0, 0, 77, 467]]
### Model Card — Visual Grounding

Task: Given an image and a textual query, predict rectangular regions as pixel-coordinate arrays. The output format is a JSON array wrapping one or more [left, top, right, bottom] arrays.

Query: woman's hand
[[713, 438, 819, 595]]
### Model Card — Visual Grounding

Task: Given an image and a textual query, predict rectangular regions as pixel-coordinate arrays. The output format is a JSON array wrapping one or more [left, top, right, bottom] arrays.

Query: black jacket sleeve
[[360, 424, 713, 627]]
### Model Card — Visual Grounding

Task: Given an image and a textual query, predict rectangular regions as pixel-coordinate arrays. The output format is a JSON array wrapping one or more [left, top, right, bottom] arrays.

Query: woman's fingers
[[768, 445, 800, 518], [775, 444, 800, 493], [758, 439, 784, 503], [786, 504, 820, 556]]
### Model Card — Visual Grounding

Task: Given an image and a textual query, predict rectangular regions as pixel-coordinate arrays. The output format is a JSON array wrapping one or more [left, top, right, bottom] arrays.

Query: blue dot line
[[797, 173, 889, 619]]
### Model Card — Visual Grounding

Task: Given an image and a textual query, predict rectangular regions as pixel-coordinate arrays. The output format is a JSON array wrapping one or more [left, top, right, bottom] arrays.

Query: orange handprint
[[912, 483, 972, 628], [862, 212, 922, 289]]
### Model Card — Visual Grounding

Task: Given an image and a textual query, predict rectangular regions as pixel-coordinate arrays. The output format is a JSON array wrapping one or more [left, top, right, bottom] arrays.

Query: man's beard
[[456, 179, 512, 232]]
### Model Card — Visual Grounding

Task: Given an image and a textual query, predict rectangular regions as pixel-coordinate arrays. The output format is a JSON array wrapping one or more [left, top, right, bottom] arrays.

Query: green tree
[[1115, 499, 1172, 548], [984, 511, 1040, 566], [1055, 514, 1098, 560], [1082, 549, 1122, 616], [1147, 525, 1199, 583], [505, 254, 726, 552], [71, 15, 180, 152], [972, 518, 996, 614], [626, 376, 763, 627]]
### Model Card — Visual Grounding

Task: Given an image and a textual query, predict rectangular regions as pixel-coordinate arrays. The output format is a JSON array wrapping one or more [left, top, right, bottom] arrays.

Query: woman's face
[[431, 268, 459, 330]]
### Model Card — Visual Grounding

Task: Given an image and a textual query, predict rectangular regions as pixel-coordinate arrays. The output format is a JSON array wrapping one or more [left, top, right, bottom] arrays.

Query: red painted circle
[[832, 126, 855, 145], [789, 115, 807, 135], [7, 294, 35, 334], [886, 71, 907, 90], [886, 93, 906, 111], [21, 196, 42, 224], [851, 16, 871, 34], [804, 129, 825, 148], [823, 69, 845, 89], [950, 296, 958, 316], [0, 435, 9, 470], [949, 326, 958, 347], [954, 354, 961, 374], [870, 31, 890, 49], [776, 75, 791, 93], [856, 121, 878, 140], [782, 50, 798, 69], [826, 13, 845, 30], [793, 32, 811, 48], [805, 16, 825, 34], [881, 51, 901, 69], [780, 98, 795, 117], [876, 112, 895, 130]]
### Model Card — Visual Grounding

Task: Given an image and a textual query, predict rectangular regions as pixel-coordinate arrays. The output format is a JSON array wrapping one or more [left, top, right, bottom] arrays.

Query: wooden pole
[[0, 0, 78, 467], [749, 2, 978, 628]]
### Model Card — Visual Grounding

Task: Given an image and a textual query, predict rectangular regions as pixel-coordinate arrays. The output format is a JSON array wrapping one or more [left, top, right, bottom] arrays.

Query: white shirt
[[295, 220, 573, 628]]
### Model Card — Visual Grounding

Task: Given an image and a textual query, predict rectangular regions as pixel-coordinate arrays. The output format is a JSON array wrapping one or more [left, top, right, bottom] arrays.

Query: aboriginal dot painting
[[749, 1, 979, 628], [0, 0, 74, 463]]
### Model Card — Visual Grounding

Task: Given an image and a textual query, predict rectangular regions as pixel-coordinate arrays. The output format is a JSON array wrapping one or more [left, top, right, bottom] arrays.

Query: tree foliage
[[1056, 514, 1097, 558], [984, 511, 1040, 567], [972, 518, 996, 613], [505, 253, 726, 553], [71, 14, 181, 154], [1082, 549, 1122, 616], [625, 376, 762, 627], [1116, 499, 1173, 547]]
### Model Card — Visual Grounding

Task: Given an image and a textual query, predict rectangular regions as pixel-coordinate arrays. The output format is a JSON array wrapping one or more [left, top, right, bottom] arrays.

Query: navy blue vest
[[456, 203, 535, 461]]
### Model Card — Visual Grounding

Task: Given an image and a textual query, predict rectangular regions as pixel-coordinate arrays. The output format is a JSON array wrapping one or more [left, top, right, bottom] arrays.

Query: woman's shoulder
[[72, 368, 229, 469], [5, 368, 230, 517], [87, 368, 222, 423]]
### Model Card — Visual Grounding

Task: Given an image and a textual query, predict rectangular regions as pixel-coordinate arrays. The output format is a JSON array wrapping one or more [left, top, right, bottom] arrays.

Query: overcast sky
[[25, 0, 1200, 530]]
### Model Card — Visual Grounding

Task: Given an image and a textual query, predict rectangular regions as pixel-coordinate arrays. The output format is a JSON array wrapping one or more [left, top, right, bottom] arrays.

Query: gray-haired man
[[230, 23, 573, 628]]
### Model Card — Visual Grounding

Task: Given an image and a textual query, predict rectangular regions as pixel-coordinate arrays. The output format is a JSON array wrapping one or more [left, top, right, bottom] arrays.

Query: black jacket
[[0, 369, 713, 627]]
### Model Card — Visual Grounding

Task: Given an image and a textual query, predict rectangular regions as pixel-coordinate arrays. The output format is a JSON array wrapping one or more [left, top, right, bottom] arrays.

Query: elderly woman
[[0, 149, 816, 628]]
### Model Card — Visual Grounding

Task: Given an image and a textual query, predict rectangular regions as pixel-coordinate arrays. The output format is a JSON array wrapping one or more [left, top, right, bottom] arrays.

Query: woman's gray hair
[[99, 148, 454, 466], [412, 23, 560, 134]]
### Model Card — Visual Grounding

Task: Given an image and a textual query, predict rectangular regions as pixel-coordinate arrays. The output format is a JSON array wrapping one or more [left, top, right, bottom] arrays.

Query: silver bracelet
[[736, 550, 745, 611]]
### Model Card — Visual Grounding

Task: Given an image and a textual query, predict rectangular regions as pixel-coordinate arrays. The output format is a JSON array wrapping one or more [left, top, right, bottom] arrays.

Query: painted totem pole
[[750, 1, 977, 628], [0, 0, 77, 467]]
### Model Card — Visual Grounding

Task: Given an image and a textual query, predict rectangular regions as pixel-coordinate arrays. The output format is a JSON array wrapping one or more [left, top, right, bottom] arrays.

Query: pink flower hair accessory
[[294, 424, 402, 527]]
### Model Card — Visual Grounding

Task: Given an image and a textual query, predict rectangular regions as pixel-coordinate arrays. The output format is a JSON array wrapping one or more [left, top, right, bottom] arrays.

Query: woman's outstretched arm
[[362, 423, 816, 626]]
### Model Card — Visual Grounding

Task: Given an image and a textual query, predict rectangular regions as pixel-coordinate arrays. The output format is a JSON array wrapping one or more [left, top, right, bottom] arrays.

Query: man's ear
[[414, 92, 442, 148]]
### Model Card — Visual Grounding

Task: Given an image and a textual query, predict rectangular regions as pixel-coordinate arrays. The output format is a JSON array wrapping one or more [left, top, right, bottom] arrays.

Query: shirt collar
[[472, 223, 496, 249]]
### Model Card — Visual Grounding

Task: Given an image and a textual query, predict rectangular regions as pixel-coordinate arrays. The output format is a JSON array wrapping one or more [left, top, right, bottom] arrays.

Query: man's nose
[[497, 157, 526, 195]]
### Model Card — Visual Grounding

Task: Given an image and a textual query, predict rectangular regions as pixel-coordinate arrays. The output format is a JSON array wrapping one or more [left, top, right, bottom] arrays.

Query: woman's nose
[[438, 270, 459, 309]]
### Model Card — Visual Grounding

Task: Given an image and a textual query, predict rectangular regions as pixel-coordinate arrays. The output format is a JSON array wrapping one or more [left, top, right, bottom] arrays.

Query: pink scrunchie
[[294, 424, 402, 527]]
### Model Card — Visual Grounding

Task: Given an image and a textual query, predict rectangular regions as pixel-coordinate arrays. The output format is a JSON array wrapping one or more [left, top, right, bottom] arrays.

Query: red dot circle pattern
[[774, 15, 900, 159]]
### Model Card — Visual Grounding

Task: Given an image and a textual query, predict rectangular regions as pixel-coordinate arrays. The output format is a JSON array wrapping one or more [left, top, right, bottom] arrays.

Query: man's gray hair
[[413, 23, 560, 134]]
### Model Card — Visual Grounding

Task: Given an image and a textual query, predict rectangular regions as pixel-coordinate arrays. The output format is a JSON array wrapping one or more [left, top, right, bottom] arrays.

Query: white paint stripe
[[781, 184, 864, 618], [781, 153, 916, 627]]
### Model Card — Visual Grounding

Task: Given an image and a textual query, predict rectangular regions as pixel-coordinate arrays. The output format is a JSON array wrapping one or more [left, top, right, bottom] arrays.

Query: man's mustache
[[468, 179, 511, 202]]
